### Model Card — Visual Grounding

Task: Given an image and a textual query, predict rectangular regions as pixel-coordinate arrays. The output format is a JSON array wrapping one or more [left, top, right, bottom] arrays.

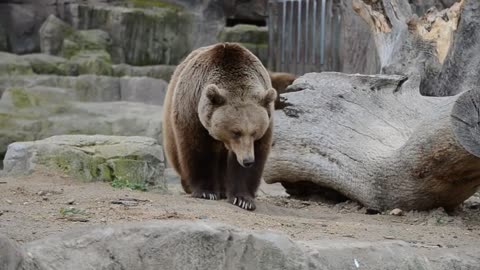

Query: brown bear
[[268, 71, 297, 109], [162, 43, 277, 211]]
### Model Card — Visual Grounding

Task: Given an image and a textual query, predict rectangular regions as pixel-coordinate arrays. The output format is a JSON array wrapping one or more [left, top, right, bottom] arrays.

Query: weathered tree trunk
[[264, 0, 480, 211]]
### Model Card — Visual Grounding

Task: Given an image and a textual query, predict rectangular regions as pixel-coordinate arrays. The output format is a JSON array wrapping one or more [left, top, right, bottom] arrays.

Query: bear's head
[[198, 84, 277, 168]]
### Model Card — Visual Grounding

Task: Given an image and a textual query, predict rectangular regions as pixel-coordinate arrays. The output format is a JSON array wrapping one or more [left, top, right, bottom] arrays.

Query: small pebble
[[383, 236, 396, 240], [42, 197, 48, 201], [5, 199, 12, 204], [67, 199, 75, 205], [37, 191, 46, 196], [390, 208, 404, 216]]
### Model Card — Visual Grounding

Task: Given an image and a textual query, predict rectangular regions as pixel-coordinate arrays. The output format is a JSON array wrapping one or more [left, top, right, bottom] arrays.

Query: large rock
[[39, 14, 74, 56], [3, 135, 166, 190], [0, 52, 34, 75], [8, 220, 479, 269], [120, 76, 168, 105], [0, 51, 174, 79], [70, 50, 113, 75], [0, 75, 168, 104], [73, 4, 193, 65], [112, 63, 176, 81], [217, 24, 268, 44], [21, 53, 79, 76], [0, 234, 23, 270], [62, 29, 112, 59], [0, 85, 163, 154]]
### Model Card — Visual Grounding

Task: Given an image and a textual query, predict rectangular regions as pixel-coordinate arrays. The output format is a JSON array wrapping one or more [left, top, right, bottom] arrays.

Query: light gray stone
[[120, 76, 168, 105], [13, 220, 480, 270], [69, 50, 113, 75], [0, 74, 167, 103], [4, 135, 166, 190], [39, 14, 74, 56], [0, 234, 23, 270], [0, 84, 163, 154], [112, 63, 176, 81], [72, 4, 193, 65], [20, 53, 78, 76], [0, 52, 34, 75]]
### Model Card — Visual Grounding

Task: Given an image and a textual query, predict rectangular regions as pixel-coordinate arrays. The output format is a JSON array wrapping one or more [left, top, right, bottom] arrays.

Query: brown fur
[[268, 71, 297, 109], [162, 43, 276, 211]]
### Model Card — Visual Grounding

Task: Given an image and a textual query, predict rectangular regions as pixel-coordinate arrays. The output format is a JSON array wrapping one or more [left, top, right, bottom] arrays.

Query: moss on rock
[[63, 30, 112, 59], [3, 135, 166, 191], [70, 50, 113, 76], [21, 54, 78, 76], [0, 52, 34, 75], [127, 0, 183, 10], [217, 24, 269, 44], [9, 87, 39, 108]]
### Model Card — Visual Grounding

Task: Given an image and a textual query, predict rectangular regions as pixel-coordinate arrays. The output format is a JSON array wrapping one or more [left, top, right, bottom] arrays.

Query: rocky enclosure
[[1, 0, 480, 269], [0, 220, 476, 270], [4, 135, 166, 191]]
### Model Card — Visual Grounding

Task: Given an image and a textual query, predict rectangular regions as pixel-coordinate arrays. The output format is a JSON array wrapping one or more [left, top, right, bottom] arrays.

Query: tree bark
[[351, 0, 479, 96], [264, 0, 480, 211]]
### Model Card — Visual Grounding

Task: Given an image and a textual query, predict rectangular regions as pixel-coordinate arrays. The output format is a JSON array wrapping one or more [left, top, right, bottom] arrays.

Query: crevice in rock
[[226, 18, 266, 27], [0, 151, 5, 170], [281, 181, 349, 204]]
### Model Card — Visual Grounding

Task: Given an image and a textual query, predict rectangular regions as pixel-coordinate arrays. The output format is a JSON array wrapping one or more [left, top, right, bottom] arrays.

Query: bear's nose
[[242, 158, 255, 168]]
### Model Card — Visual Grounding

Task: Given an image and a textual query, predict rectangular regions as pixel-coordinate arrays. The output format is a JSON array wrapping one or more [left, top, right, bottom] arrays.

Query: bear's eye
[[232, 130, 242, 138]]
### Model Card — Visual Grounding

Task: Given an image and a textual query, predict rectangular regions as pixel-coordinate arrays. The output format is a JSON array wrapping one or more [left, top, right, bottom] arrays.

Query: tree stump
[[264, 0, 480, 211]]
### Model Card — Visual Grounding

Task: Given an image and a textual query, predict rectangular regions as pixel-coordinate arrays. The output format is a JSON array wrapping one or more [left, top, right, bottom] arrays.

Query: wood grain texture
[[265, 72, 480, 211]]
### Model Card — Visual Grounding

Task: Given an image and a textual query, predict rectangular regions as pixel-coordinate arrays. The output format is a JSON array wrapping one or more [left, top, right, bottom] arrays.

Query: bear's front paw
[[192, 191, 222, 200], [229, 196, 256, 211]]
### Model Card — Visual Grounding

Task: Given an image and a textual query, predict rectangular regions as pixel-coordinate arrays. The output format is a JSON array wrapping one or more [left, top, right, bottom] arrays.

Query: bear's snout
[[241, 157, 255, 168]]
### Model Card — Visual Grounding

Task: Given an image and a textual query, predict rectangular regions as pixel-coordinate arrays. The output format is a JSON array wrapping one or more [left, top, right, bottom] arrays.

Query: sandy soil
[[1, 170, 479, 251]]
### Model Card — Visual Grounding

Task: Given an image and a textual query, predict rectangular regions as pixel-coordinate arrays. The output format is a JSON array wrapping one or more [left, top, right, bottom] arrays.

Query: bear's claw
[[192, 191, 221, 200], [230, 196, 256, 211]]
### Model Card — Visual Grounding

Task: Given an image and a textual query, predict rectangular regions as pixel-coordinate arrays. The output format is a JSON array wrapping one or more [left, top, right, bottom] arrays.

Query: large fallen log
[[264, 0, 480, 211]]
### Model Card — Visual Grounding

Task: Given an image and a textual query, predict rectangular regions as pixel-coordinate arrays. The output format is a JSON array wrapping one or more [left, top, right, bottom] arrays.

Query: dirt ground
[[1, 170, 479, 251]]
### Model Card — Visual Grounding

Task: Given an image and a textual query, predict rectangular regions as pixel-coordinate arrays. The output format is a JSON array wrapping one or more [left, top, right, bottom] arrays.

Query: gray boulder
[[21, 53, 78, 76], [39, 14, 74, 56], [0, 85, 163, 154], [72, 4, 193, 65], [70, 50, 113, 76], [0, 75, 168, 104], [4, 135, 166, 190], [0, 52, 34, 75], [0, 234, 23, 270], [217, 24, 268, 44], [11, 220, 480, 270], [112, 63, 176, 81], [62, 29, 112, 59], [120, 76, 168, 105]]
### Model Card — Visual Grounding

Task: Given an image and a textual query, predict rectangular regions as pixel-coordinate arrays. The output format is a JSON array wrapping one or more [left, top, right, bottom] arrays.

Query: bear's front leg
[[187, 148, 227, 201], [226, 131, 271, 211], [226, 150, 261, 210]]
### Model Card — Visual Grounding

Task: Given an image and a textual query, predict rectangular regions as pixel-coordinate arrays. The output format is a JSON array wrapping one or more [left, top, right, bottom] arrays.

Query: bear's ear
[[262, 88, 277, 107], [205, 84, 225, 106]]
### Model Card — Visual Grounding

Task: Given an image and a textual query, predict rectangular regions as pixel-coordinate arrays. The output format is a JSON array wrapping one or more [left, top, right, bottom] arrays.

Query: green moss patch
[[128, 0, 183, 10], [9, 87, 39, 108]]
